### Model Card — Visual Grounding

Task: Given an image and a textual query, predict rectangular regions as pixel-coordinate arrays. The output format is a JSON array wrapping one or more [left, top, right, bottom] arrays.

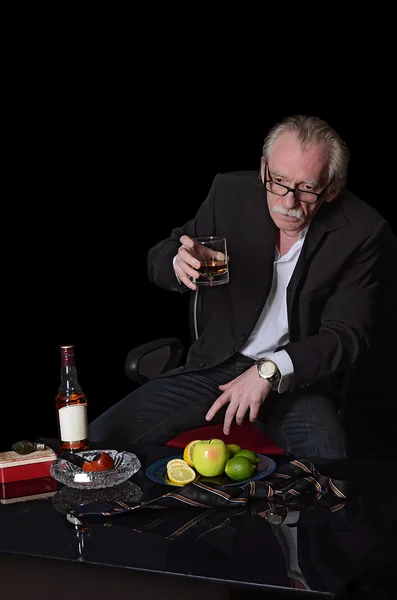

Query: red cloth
[[165, 420, 284, 454]]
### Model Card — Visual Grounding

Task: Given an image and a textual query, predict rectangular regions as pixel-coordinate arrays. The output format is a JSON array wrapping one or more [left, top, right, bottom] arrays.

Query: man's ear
[[324, 188, 341, 203], [260, 157, 266, 182]]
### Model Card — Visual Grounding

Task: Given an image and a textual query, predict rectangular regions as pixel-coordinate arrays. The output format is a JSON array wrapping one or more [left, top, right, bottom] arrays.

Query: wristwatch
[[263, 504, 288, 525], [256, 357, 281, 388]]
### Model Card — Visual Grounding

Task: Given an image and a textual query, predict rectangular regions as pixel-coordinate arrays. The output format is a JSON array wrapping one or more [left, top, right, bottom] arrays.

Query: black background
[[4, 21, 395, 451]]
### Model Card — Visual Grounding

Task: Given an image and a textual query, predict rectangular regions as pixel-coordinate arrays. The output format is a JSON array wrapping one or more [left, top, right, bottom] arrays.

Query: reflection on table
[[0, 442, 396, 598]]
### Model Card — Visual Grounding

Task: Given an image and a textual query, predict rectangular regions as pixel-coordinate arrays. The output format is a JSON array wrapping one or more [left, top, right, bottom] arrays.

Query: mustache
[[272, 204, 304, 219]]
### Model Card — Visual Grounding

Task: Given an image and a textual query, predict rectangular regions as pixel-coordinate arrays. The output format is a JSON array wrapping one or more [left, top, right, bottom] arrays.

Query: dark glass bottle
[[11, 440, 46, 454], [56, 345, 89, 454]]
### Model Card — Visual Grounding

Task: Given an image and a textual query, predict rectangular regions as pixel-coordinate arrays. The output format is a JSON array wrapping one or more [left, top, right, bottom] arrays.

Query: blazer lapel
[[286, 196, 350, 322], [243, 179, 277, 298]]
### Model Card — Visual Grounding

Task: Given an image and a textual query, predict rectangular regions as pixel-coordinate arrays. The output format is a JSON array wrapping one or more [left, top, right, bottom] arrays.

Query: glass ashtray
[[50, 449, 141, 489]]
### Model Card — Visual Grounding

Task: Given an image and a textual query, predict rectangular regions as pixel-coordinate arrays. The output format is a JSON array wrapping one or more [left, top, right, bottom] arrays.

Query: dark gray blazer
[[147, 171, 394, 398]]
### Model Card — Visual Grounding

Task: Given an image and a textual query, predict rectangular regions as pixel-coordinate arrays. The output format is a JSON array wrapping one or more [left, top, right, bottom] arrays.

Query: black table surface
[[1, 441, 396, 600]]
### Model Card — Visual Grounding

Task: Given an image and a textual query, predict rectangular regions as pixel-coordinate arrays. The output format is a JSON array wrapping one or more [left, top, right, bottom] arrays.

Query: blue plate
[[146, 453, 277, 487]]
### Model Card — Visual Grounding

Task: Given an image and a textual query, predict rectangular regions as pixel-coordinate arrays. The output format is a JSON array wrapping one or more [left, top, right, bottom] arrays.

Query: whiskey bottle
[[56, 344, 89, 454]]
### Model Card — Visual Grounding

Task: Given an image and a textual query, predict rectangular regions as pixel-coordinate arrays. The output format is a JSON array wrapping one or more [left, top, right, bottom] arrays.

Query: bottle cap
[[60, 345, 75, 367]]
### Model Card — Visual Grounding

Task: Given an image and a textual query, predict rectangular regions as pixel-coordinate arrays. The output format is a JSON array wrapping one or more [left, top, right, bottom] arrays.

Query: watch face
[[266, 511, 285, 525], [259, 360, 276, 378], [264, 505, 288, 525]]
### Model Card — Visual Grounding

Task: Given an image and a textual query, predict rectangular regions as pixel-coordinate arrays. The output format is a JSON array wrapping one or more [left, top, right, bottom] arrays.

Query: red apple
[[192, 438, 230, 476]]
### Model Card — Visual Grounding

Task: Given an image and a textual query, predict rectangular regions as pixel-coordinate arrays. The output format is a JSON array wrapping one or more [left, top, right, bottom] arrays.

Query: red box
[[0, 476, 59, 504], [0, 447, 57, 484]]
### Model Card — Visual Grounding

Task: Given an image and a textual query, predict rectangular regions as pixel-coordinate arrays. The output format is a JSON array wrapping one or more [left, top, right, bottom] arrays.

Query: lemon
[[166, 458, 190, 471], [167, 464, 197, 485], [183, 440, 201, 467], [225, 456, 256, 482], [226, 443, 242, 457], [234, 449, 260, 465]]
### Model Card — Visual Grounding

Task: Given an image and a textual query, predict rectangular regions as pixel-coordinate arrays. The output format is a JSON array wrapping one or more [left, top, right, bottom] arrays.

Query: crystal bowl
[[50, 449, 141, 489]]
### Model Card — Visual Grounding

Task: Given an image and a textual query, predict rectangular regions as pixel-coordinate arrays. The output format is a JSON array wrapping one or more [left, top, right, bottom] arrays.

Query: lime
[[234, 449, 260, 465], [226, 443, 242, 458], [225, 456, 256, 482]]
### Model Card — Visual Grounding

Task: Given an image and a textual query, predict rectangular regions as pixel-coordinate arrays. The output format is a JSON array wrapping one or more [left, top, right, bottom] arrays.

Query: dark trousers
[[88, 354, 347, 462]]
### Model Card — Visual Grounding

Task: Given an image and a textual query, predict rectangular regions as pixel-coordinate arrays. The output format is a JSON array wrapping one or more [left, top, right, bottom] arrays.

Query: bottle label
[[59, 405, 88, 442]]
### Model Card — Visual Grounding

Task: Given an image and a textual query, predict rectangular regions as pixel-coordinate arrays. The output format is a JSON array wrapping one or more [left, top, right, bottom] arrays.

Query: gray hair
[[262, 115, 350, 191]]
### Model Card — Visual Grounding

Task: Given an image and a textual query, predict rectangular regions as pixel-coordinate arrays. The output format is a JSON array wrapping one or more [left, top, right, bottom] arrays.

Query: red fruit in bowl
[[82, 452, 115, 472]]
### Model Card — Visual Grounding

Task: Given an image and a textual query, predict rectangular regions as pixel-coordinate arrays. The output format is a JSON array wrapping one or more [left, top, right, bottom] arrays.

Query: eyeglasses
[[264, 163, 333, 204]]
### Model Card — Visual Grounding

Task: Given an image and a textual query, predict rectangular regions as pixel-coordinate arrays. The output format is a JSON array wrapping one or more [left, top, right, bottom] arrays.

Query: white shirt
[[239, 228, 308, 393]]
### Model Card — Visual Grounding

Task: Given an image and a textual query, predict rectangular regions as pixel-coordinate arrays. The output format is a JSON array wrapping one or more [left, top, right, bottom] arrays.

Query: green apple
[[192, 438, 230, 477]]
